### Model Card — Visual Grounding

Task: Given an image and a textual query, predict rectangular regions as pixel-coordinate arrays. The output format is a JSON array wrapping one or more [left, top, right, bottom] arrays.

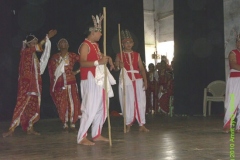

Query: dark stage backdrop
[[174, 0, 225, 115], [0, 0, 145, 120]]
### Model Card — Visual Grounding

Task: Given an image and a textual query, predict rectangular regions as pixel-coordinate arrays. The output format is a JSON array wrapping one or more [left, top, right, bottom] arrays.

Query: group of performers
[[3, 10, 240, 147], [2, 14, 149, 146], [145, 57, 174, 115]]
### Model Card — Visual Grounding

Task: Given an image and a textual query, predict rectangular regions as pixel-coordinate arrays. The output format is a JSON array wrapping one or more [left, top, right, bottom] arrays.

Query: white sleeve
[[40, 36, 51, 75]]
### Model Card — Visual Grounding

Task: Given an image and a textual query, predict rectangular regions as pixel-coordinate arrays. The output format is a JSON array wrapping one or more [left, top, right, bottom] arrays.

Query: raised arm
[[39, 29, 57, 48]]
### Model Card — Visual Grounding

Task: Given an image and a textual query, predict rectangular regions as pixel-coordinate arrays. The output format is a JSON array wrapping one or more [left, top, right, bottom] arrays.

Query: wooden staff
[[103, 7, 112, 146], [118, 24, 127, 133], [154, 52, 158, 114]]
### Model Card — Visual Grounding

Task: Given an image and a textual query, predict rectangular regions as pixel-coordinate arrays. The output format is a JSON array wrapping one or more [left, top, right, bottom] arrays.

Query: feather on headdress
[[90, 14, 104, 32], [121, 29, 133, 43]]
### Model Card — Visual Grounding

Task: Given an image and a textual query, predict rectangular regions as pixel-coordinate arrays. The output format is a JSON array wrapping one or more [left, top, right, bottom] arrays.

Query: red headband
[[122, 38, 133, 43]]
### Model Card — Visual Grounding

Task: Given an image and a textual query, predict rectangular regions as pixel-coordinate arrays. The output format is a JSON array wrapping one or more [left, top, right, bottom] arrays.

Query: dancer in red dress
[[48, 38, 81, 132], [3, 30, 57, 137]]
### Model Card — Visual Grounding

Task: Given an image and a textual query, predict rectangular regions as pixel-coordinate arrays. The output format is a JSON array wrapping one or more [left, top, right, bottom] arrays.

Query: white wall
[[144, 0, 236, 79], [224, 0, 240, 79], [143, 0, 173, 68]]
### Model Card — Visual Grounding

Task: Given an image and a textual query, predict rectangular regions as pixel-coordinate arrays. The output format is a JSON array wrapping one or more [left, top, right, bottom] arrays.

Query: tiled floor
[[0, 115, 239, 160]]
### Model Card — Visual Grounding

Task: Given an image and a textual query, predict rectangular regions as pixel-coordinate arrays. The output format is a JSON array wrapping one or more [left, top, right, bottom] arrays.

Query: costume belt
[[230, 72, 240, 77]]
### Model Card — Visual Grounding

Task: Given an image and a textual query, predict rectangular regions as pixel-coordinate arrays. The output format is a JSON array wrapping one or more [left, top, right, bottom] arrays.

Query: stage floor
[[0, 115, 239, 160]]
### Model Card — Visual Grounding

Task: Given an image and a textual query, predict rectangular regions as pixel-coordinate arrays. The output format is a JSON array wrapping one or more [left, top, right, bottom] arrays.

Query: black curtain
[[0, 0, 145, 120], [173, 0, 225, 115]]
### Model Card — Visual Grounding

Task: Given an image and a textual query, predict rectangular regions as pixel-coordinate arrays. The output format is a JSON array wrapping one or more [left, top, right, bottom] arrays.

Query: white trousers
[[77, 72, 107, 143], [119, 79, 146, 126]]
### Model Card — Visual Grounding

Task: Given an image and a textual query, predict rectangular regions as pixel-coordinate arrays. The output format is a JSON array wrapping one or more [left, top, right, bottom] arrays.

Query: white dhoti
[[119, 77, 146, 126], [77, 66, 116, 143], [77, 72, 107, 143], [223, 69, 240, 130]]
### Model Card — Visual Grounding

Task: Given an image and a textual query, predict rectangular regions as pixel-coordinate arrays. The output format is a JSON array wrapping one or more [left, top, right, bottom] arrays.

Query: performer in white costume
[[115, 29, 149, 132], [223, 34, 240, 133], [77, 14, 115, 145]]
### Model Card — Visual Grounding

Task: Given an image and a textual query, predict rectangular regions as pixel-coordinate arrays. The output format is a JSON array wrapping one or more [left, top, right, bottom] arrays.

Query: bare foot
[[93, 135, 109, 142], [222, 129, 230, 133], [79, 137, 95, 145], [63, 127, 69, 133], [2, 129, 14, 138], [27, 128, 41, 135], [126, 124, 131, 133], [69, 127, 77, 133], [139, 125, 149, 132]]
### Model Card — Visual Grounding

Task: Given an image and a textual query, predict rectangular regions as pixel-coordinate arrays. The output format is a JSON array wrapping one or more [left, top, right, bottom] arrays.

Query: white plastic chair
[[203, 80, 225, 116]]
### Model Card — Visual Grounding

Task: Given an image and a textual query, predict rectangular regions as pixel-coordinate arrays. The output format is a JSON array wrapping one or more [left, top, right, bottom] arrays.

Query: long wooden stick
[[118, 24, 127, 133], [103, 7, 112, 146]]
